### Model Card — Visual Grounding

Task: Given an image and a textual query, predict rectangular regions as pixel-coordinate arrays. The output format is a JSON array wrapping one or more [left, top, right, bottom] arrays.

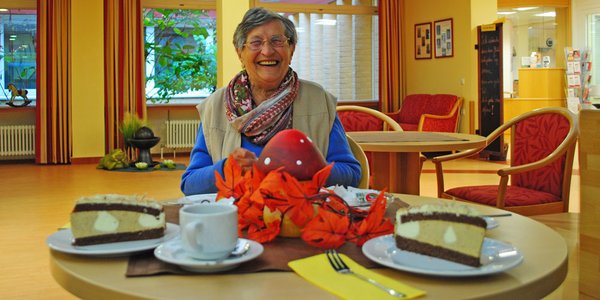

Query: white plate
[[154, 238, 263, 273], [484, 217, 499, 229], [46, 223, 179, 257], [362, 234, 523, 277], [178, 194, 235, 206]]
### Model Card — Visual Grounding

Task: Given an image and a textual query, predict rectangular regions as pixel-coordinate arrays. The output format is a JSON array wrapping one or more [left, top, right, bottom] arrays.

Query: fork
[[325, 249, 405, 298]]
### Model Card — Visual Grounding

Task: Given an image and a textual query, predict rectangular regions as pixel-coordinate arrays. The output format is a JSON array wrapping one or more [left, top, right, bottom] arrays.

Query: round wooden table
[[49, 194, 567, 300], [347, 131, 487, 195]]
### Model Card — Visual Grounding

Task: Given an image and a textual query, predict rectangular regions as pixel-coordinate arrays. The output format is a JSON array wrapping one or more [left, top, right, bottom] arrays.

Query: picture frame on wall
[[434, 18, 453, 58], [414, 22, 432, 59]]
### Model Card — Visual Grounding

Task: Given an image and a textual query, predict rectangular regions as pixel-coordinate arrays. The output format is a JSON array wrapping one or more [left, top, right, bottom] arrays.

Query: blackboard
[[477, 23, 506, 160]]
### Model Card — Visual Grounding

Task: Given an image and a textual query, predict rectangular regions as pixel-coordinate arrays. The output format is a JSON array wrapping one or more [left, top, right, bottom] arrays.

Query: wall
[[403, 0, 497, 133], [217, 0, 249, 87], [71, 0, 105, 159]]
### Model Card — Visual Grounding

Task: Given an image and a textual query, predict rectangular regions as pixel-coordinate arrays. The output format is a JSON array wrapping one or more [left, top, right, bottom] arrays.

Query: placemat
[[126, 196, 411, 277], [126, 237, 376, 277], [348, 131, 468, 143]]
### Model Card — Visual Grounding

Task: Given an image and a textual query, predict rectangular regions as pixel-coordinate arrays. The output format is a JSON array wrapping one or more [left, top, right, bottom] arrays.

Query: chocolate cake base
[[395, 235, 481, 267], [73, 228, 164, 246]]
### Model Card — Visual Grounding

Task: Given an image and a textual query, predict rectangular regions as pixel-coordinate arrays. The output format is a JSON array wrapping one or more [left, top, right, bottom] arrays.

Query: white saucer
[[46, 223, 179, 257], [154, 238, 263, 273]]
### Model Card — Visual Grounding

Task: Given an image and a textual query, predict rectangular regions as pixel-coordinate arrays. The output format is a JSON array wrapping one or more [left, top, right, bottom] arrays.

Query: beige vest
[[197, 79, 337, 163]]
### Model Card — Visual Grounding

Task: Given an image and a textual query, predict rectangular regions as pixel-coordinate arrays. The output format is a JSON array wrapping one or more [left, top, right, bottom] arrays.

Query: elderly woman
[[181, 7, 361, 195]]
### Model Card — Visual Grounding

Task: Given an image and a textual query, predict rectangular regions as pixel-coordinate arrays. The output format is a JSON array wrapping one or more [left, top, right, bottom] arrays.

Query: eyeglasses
[[244, 36, 290, 51]]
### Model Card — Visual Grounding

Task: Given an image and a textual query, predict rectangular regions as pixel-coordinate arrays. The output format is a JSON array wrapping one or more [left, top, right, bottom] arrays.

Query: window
[[0, 9, 36, 103], [143, 8, 216, 104], [257, 0, 379, 102]]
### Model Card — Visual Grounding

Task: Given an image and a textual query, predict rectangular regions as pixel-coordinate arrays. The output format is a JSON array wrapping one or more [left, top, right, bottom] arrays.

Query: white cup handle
[[184, 221, 203, 251]]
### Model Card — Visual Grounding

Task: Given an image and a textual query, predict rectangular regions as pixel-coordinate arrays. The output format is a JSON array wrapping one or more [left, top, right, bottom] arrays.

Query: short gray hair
[[233, 7, 297, 50]]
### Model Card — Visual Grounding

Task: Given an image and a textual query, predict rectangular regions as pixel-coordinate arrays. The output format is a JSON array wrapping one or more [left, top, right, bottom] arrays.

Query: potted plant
[[119, 112, 146, 148]]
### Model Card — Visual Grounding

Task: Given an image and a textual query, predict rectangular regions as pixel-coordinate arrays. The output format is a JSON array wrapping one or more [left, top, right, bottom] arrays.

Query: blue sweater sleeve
[[324, 117, 361, 187], [180, 117, 361, 195], [180, 125, 224, 195]]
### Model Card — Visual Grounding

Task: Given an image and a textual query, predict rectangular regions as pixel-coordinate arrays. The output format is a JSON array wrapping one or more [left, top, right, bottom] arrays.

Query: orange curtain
[[36, 0, 72, 164], [104, 0, 146, 153], [378, 0, 405, 113]]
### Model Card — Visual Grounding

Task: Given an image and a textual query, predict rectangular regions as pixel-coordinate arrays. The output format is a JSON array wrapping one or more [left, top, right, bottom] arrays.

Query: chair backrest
[[336, 105, 403, 132], [346, 134, 370, 189], [398, 94, 458, 124], [506, 107, 578, 199], [418, 97, 463, 132]]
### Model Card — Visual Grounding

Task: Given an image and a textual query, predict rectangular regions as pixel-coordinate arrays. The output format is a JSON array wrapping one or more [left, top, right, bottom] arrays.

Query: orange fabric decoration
[[215, 154, 394, 248]]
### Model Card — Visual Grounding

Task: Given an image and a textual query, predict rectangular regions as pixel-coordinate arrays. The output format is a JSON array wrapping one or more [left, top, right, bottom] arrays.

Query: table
[[50, 194, 568, 300], [347, 131, 486, 195]]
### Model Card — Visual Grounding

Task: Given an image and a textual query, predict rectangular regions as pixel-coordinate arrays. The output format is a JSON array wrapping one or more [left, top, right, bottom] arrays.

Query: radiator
[[164, 120, 200, 149], [0, 125, 35, 157]]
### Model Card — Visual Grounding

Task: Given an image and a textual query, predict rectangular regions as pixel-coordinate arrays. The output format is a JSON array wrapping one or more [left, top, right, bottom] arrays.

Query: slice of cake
[[70, 194, 166, 246], [394, 204, 487, 267]]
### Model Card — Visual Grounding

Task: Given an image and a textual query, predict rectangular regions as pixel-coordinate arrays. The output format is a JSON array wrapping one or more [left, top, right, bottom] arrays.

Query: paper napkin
[[288, 253, 425, 300]]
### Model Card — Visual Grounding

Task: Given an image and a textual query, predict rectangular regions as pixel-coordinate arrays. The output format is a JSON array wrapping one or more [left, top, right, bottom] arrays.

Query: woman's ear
[[289, 45, 295, 63]]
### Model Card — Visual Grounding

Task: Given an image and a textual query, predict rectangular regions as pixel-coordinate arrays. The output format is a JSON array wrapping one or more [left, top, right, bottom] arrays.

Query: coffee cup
[[179, 203, 238, 260]]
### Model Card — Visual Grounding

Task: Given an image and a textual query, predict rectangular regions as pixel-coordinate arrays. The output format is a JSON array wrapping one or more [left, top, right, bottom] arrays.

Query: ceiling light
[[514, 7, 538, 11], [535, 12, 556, 17], [497, 12, 516, 15]]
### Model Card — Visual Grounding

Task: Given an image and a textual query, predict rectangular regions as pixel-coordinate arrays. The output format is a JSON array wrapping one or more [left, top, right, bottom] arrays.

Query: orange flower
[[346, 191, 394, 246]]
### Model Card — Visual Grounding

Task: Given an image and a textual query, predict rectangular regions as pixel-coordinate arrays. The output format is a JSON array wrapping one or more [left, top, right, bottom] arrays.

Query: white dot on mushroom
[[296, 160, 302, 166], [300, 139, 305, 143], [264, 157, 271, 165]]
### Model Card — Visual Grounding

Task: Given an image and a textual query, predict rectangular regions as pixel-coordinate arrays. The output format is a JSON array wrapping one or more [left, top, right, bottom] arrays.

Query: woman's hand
[[231, 148, 257, 174]]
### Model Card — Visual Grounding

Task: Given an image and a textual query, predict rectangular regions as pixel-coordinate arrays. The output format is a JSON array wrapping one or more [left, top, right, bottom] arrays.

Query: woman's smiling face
[[237, 20, 295, 93]]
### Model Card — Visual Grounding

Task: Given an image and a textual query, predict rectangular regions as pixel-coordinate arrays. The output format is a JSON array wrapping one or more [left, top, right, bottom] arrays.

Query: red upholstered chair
[[346, 134, 370, 189], [386, 94, 463, 132], [432, 107, 578, 216]]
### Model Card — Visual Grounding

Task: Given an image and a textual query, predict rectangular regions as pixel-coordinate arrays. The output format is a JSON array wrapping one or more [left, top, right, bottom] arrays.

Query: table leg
[[370, 152, 422, 195]]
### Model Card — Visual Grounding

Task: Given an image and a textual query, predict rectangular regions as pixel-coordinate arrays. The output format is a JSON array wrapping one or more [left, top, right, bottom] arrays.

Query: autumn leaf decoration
[[214, 154, 394, 248]]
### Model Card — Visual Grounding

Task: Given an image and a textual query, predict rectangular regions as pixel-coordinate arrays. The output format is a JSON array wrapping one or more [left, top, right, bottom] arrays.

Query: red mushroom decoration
[[256, 129, 327, 181], [255, 129, 327, 237]]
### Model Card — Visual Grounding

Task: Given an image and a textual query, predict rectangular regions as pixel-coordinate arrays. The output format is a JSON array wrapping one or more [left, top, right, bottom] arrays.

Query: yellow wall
[[71, 0, 105, 159], [403, 0, 497, 133], [217, 0, 249, 88]]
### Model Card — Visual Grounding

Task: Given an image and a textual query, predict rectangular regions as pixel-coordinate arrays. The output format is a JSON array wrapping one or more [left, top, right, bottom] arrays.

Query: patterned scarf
[[225, 68, 299, 145]]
